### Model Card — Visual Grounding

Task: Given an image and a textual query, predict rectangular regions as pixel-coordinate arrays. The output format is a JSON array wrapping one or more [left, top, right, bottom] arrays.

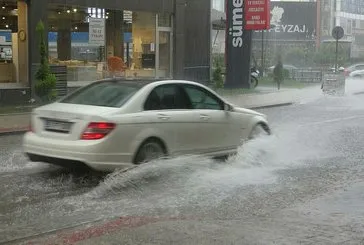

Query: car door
[[182, 84, 243, 154], [142, 84, 198, 156]]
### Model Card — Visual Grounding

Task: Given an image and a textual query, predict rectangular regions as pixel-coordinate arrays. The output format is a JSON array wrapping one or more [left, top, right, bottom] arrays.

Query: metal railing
[[183, 66, 210, 84], [291, 69, 323, 83]]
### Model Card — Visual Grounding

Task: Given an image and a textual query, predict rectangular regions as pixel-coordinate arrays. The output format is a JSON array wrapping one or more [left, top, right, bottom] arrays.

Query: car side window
[[144, 84, 192, 110], [183, 85, 223, 110]]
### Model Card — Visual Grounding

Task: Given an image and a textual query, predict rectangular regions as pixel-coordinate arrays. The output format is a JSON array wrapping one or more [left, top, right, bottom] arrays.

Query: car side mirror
[[224, 103, 233, 111]]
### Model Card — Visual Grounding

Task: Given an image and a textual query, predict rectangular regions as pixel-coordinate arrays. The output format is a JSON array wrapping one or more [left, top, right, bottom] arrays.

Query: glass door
[[156, 14, 173, 78]]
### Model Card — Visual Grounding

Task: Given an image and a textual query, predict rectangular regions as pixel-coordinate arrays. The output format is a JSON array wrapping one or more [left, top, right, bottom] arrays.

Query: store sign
[[89, 18, 105, 46], [225, 0, 245, 87], [244, 0, 270, 30], [253, 2, 316, 40]]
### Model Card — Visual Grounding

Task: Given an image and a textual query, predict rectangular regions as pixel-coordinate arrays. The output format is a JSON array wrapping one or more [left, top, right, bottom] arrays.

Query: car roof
[[91, 78, 205, 88]]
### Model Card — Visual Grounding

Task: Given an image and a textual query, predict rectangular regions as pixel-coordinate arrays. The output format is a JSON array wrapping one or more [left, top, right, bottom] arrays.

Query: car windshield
[[60, 80, 144, 107]]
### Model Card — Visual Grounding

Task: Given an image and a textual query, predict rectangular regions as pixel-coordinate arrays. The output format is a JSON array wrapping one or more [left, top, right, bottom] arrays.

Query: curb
[[0, 128, 28, 136], [0, 112, 31, 116], [248, 102, 294, 110]]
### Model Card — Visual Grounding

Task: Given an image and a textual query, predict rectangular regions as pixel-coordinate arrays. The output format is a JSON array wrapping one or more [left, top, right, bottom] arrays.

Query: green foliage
[[284, 47, 314, 67], [34, 20, 57, 102], [35, 74, 57, 101], [283, 68, 290, 79], [213, 65, 224, 89], [314, 43, 350, 66], [212, 53, 224, 68]]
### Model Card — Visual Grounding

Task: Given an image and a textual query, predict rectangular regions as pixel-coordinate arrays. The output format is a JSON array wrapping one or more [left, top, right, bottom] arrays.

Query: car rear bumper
[[23, 132, 134, 172]]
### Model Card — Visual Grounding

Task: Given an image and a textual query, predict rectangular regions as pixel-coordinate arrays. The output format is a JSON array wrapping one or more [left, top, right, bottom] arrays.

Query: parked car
[[349, 69, 364, 78], [267, 64, 298, 78], [23, 79, 271, 172], [344, 63, 364, 77]]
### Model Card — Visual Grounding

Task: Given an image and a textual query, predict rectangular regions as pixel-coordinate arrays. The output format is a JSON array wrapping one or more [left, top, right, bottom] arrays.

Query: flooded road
[[2, 88, 364, 244]]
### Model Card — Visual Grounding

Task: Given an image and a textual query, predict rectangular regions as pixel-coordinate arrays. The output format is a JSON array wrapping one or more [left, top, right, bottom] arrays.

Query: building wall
[[320, 0, 364, 58], [183, 0, 211, 82], [27, 0, 211, 87]]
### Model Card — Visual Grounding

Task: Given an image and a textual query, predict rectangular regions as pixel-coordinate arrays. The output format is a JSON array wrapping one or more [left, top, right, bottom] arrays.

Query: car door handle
[[158, 114, 170, 120], [200, 114, 210, 120]]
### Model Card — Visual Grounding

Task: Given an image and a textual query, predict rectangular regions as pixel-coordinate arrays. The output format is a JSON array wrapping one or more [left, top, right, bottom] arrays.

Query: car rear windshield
[[60, 81, 144, 107]]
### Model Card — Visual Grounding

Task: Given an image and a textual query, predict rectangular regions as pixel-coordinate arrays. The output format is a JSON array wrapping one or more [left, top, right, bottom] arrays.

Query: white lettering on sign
[[89, 17, 105, 46], [248, 7, 264, 12], [267, 24, 307, 33], [229, 0, 243, 48], [248, 0, 265, 4]]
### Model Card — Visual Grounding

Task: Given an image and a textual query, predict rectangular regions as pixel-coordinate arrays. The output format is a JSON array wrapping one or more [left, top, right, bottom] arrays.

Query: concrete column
[[57, 16, 72, 61], [17, 1, 28, 85], [173, 0, 186, 79], [106, 10, 124, 59]]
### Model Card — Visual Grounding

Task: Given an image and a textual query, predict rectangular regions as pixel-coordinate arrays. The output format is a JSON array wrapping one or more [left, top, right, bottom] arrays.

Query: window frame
[[181, 84, 225, 111], [143, 83, 192, 111]]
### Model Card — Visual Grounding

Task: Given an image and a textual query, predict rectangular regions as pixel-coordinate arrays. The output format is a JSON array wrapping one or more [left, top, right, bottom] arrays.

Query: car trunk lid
[[31, 103, 119, 140]]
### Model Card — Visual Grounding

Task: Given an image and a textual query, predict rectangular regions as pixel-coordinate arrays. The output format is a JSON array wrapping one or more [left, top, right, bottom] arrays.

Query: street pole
[[261, 30, 264, 76], [335, 39, 338, 72]]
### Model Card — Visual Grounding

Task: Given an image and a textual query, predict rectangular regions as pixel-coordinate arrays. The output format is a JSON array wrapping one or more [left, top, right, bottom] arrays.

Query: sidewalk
[[0, 86, 322, 135]]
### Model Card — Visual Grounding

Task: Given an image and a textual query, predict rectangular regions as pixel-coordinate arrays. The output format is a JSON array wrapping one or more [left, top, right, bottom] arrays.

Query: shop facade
[[0, 0, 211, 104]]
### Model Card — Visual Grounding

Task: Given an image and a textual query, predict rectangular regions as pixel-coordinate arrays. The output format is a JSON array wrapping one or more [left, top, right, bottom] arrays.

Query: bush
[[213, 65, 224, 89], [34, 20, 57, 102], [283, 69, 290, 79]]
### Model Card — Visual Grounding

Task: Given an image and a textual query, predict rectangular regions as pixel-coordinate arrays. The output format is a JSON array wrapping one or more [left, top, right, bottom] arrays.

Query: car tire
[[249, 123, 270, 139], [134, 139, 166, 165]]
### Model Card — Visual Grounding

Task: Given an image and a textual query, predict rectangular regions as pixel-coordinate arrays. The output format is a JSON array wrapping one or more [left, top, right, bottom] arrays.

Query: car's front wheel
[[249, 124, 271, 139], [134, 139, 166, 164]]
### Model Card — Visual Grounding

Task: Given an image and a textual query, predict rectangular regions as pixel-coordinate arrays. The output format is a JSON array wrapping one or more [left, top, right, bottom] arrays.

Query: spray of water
[[80, 130, 322, 209], [0, 150, 43, 172]]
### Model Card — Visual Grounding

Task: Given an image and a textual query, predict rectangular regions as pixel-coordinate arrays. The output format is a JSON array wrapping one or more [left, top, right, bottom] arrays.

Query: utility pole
[[261, 30, 264, 76]]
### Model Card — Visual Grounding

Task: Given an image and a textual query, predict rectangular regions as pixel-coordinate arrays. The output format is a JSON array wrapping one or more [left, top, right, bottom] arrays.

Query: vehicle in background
[[328, 66, 345, 73], [23, 79, 271, 172], [343, 63, 364, 77], [251, 67, 260, 88], [349, 69, 364, 78]]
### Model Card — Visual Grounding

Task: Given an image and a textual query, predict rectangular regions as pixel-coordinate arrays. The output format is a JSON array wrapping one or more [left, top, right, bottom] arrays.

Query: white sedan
[[23, 79, 270, 172], [349, 69, 364, 78]]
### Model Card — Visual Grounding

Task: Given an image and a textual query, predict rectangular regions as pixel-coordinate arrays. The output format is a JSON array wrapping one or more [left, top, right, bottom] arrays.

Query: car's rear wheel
[[249, 123, 270, 139], [134, 139, 166, 164]]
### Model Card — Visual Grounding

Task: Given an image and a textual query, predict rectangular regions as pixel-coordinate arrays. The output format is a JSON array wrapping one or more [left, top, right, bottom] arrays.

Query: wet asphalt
[[1, 91, 364, 244]]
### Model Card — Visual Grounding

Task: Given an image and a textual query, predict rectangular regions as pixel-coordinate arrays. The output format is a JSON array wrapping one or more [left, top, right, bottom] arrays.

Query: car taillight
[[81, 122, 116, 140]]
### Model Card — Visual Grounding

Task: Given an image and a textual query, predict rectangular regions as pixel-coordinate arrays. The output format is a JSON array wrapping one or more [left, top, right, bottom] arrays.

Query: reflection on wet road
[[2, 92, 364, 244]]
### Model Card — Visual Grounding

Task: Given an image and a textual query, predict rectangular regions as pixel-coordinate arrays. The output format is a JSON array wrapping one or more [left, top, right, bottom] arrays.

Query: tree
[[34, 20, 57, 102], [314, 43, 350, 66]]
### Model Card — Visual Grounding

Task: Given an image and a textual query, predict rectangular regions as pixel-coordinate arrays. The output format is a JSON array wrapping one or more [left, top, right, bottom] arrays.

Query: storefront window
[[0, 0, 28, 85], [130, 12, 156, 78], [47, 3, 172, 83]]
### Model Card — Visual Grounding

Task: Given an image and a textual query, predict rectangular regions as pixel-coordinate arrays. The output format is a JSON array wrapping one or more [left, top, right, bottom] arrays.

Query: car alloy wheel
[[135, 140, 165, 164]]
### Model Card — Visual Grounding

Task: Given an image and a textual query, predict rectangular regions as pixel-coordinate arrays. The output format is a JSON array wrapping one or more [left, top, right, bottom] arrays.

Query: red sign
[[244, 0, 270, 30]]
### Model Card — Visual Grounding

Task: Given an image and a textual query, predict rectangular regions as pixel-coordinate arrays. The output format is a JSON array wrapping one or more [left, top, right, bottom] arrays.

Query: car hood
[[232, 106, 266, 117]]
